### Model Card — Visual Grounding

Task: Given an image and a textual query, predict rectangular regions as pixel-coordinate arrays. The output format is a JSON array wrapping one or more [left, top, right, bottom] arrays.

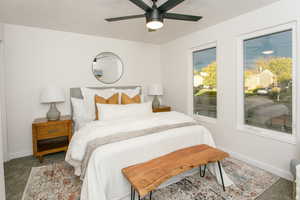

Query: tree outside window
[[193, 47, 217, 118]]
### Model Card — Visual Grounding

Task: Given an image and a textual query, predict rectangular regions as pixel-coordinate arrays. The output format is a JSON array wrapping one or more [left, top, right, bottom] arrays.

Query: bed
[[66, 86, 233, 200]]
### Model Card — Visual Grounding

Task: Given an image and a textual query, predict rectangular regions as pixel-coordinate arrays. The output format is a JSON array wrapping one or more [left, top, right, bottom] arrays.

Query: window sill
[[237, 125, 296, 145], [193, 114, 217, 124]]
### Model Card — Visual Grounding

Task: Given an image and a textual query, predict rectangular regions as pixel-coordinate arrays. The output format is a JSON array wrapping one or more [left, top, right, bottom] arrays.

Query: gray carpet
[[4, 152, 293, 200], [4, 152, 65, 200]]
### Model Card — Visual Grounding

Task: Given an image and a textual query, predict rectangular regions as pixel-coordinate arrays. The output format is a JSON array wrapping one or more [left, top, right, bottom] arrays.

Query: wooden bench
[[122, 144, 229, 200]]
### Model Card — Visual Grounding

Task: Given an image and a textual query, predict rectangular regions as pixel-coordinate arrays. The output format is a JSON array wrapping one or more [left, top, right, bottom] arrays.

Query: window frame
[[236, 22, 297, 144], [188, 41, 218, 124]]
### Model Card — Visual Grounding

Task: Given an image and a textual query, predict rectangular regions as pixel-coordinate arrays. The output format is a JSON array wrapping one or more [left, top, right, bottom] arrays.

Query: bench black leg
[[217, 161, 226, 192], [133, 187, 135, 200], [131, 186, 153, 200], [199, 164, 207, 177]]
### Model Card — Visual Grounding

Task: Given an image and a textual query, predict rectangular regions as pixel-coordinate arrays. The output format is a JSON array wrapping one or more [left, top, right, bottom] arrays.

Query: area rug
[[22, 157, 280, 200]]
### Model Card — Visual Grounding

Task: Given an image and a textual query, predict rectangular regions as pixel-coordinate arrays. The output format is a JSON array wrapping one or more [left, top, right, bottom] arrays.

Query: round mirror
[[92, 52, 124, 84]]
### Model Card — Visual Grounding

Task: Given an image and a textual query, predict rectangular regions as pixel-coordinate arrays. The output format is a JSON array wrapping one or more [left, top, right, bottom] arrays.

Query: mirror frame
[[92, 52, 124, 84]]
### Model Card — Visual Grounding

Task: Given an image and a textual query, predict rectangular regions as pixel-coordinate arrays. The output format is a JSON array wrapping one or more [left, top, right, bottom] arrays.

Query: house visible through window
[[243, 29, 293, 134], [193, 47, 217, 118]]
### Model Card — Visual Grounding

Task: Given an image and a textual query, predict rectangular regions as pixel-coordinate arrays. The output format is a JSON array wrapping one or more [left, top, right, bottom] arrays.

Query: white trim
[[0, 40, 8, 162], [9, 150, 32, 160], [187, 41, 218, 120], [0, 37, 5, 200], [219, 146, 294, 181], [193, 114, 217, 124], [236, 21, 297, 144], [237, 125, 296, 144]]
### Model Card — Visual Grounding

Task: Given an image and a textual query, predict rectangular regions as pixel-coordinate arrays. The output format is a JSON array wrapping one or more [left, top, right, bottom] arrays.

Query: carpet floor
[[4, 152, 293, 200]]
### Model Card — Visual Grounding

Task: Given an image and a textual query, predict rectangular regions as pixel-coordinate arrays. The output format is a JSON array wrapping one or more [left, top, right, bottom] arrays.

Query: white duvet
[[66, 111, 233, 200]]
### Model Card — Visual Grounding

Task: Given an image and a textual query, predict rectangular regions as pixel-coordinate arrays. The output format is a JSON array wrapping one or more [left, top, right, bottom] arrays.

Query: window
[[193, 47, 217, 118], [243, 29, 293, 134]]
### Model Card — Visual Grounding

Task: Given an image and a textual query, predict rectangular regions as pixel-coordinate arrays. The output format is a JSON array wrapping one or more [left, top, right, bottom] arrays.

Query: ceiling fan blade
[[105, 14, 145, 22], [158, 0, 185, 12], [129, 0, 152, 12], [164, 13, 202, 21]]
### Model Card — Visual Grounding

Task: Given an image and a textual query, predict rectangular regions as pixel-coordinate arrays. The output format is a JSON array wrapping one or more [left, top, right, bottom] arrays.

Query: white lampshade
[[40, 86, 65, 103], [148, 84, 163, 96]]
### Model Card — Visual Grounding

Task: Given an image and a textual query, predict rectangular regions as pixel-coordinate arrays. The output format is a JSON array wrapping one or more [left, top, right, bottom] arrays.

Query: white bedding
[[96, 102, 152, 121], [66, 111, 233, 200]]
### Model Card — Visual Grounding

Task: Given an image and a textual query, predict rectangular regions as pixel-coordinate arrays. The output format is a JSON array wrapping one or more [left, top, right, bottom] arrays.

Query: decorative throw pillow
[[95, 93, 119, 120], [97, 102, 152, 121], [121, 93, 141, 104], [81, 87, 117, 120], [71, 98, 93, 131], [116, 87, 141, 104]]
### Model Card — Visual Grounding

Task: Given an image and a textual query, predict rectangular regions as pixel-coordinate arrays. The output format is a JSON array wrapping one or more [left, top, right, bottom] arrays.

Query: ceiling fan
[[105, 0, 202, 31]]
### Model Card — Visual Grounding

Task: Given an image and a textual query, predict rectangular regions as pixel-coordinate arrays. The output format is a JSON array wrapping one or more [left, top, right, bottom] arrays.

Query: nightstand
[[32, 115, 72, 162], [153, 105, 171, 113]]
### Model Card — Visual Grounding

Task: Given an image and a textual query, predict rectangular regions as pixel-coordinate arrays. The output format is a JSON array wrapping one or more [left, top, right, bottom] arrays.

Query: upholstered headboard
[[70, 86, 142, 118], [70, 86, 142, 99]]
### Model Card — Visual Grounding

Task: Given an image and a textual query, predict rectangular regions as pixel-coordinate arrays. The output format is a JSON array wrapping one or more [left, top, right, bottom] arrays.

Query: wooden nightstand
[[153, 105, 171, 113], [32, 115, 72, 162]]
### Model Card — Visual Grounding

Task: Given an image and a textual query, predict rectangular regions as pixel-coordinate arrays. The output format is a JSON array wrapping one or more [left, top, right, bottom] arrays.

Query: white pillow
[[97, 102, 152, 121], [71, 98, 93, 131], [81, 87, 117, 120]]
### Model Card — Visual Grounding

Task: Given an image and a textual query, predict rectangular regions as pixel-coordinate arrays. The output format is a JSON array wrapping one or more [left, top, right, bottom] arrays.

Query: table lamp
[[148, 84, 163, 109], [40, 86, 65, 121]]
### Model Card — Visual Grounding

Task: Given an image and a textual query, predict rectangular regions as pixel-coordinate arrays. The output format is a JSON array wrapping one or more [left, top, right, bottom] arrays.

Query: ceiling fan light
[[146, 20, 164, 30], [262, 39, 274, 55]]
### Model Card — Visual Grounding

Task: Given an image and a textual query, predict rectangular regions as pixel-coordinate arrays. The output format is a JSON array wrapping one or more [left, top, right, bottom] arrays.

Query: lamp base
[[152, 95, 160, 109], [47, 103, 61, 121]]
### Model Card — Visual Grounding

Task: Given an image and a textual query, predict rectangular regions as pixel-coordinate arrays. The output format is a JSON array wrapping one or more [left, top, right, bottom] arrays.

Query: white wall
[[0, 23, 8, 162], [0, 24, 2, 40], [161, 0, 299, 180], [0, 23, 6, 199], [3, 24, 162, 159], [0, 77, 6, 200], [0, 69, 6, 200]]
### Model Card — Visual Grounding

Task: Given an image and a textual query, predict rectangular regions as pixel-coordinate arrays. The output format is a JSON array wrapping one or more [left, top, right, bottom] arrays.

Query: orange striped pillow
[[121, 93, 141, 104]]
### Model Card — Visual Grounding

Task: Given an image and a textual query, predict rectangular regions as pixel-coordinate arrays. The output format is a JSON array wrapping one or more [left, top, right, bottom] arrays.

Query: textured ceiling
[[0, 0, 279, 44]]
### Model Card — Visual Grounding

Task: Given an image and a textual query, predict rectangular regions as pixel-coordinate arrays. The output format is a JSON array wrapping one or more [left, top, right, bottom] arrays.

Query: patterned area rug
[[22, 158, 279, 200]]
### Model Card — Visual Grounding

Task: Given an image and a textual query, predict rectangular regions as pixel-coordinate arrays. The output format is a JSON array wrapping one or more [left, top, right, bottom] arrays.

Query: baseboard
[[219, 146, 294, 181], [3, 156, 9, 162], [9, 151, 32, 160]]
